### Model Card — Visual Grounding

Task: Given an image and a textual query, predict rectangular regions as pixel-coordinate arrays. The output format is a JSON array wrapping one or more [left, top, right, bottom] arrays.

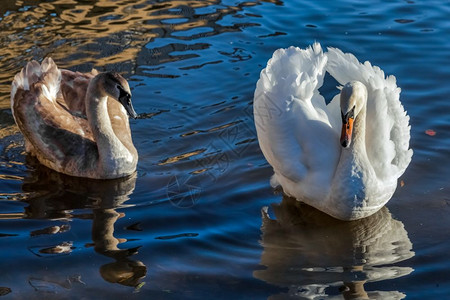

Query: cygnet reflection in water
[[15, 164, 146, 290]]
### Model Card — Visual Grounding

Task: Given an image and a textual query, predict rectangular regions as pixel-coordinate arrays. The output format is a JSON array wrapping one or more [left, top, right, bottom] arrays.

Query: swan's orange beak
[[340, 116, 354, 148]]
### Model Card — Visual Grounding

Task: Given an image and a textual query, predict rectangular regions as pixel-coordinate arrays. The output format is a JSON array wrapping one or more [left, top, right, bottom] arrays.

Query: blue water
[[0, 0, 449, 299]]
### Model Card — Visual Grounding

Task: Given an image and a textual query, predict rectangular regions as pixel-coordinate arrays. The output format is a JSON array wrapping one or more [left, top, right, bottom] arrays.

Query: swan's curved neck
[[350, 104, 367, 150], [85, 79, 130, 175], [338, 102, 368, 171], [331, 101, 371, 205]]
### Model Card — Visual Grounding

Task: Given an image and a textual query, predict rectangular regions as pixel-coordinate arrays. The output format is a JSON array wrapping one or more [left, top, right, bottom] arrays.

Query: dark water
[[0, 0, 449, 299]]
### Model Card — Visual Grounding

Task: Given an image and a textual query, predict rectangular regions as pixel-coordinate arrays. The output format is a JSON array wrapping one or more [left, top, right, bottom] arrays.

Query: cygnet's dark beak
[[119, 89, 138, 119]]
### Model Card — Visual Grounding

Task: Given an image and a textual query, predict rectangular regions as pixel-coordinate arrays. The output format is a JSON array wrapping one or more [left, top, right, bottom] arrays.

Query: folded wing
[[11, 59, 97, 172]]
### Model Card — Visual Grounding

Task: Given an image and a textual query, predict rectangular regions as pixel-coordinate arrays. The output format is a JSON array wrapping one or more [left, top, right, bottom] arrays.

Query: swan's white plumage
[[326, 47, 412, 180], [254, 43, 412, 220]]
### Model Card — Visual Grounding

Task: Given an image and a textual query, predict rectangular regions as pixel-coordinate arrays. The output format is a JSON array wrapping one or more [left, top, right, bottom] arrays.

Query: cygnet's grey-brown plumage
[[11, 58, 138, 179]]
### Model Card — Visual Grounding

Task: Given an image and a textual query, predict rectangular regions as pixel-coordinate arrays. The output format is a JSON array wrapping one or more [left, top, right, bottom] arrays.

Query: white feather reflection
[[254, 196, 414, 300]]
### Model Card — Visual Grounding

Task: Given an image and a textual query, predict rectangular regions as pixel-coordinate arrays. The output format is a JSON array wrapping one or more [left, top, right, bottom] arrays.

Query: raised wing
[[254, 43, 339, 187], [326, 47, 412, 180]]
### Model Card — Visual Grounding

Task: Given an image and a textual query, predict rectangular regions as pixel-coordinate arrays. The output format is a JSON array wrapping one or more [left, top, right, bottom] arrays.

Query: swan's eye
[[342, 106, 355, 122], [348, 106, 355, 119]]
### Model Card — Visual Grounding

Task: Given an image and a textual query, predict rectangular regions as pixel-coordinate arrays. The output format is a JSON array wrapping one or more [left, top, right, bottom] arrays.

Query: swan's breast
[[330, 148, 376, 199]]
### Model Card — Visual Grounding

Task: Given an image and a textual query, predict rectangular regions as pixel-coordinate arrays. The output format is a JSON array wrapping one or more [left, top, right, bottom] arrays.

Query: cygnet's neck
[[85, 78, 129, 175]]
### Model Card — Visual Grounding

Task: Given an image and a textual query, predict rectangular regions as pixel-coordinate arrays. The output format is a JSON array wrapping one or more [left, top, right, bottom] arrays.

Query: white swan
[[254, 43, 412, 220], [11, 58, 138, 179]]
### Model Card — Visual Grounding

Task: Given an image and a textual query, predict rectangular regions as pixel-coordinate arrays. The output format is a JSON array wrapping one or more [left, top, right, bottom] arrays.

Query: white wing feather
[[254, 43, 339, 192], [326, 47, 412, 181]]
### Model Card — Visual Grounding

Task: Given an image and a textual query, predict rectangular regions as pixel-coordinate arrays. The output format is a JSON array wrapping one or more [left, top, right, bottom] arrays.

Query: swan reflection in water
[[254, 196, 414, 300], [19, 162, 146, 289]]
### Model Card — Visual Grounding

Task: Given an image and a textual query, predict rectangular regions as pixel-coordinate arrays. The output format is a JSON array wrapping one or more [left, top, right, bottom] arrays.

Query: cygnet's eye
[[116, 84, 137, 118], [117, 85, 130, 101]]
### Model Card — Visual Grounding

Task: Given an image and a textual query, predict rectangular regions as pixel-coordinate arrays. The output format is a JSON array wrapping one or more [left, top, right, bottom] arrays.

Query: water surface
[[0, 0, 449, 299]]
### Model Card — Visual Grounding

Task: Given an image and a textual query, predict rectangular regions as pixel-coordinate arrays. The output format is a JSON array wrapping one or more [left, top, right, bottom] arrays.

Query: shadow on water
[[1, 161, 147, 292], [254, 196, 415, 299]]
